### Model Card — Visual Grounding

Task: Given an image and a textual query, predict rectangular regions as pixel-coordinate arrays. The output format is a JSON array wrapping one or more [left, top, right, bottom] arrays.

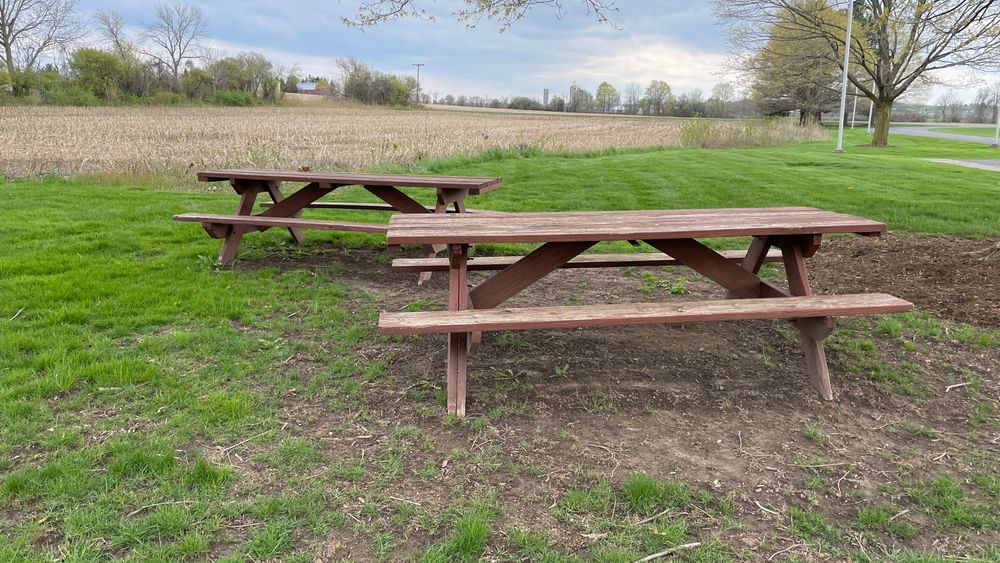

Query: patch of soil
[[809, 235, 1000, 328], [235, 234, 999, 559]]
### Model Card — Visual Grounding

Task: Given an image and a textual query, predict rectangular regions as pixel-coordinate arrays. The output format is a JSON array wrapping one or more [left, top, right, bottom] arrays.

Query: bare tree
[[143, 1, 207, 91], [622, 81, 641, 114], [936, 91, 960, 122], [95, 10, 134, 61], [714, 0, 1000, 147], [343, 0, 617, 30], [0, 0, 84, 81]]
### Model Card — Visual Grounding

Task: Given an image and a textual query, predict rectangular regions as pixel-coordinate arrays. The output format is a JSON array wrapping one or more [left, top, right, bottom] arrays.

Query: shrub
[[149, 90, 184, 105], [42, 84, 99, 107], [211, 89, 256, 107]]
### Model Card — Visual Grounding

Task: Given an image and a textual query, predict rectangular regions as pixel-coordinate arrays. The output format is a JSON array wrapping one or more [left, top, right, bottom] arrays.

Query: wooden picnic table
[[173, 169, 502, 264], [379, 207, 913, 417]]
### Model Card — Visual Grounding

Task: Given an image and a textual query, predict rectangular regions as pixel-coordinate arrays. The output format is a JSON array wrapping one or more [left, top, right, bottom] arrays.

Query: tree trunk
[[871, 101, 893, 147]]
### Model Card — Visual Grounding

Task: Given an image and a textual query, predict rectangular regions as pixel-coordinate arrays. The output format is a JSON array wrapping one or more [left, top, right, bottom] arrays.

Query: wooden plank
[[257, 182, 336, 219], [259, 201, 488, 213], [741, 236, 772, 274], [218, 181, 261, 264], [263, 180, 305, 245], [197, 169, 502, 194], [781, 240, 835, 400], [385, 208, 887, 245], [645, 238, 787, 298], [365, 185, 434, 214], [391, 249, 784, 273], [447, 245, 470, 417], [174, 213, 387, 233], [378, 293, 913, 335], [469, 241, 596, 310]]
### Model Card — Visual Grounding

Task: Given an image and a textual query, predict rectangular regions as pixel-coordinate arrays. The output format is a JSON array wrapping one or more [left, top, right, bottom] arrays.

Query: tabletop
[[197, 169, 503, 194], [385, 207, 887, 245]]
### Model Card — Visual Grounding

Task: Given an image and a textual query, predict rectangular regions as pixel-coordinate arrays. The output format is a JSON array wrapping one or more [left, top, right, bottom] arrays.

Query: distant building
[[296, 82, 319, 94]]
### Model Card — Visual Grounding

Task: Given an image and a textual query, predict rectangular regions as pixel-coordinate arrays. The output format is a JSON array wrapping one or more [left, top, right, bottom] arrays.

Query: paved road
[[891, 126, 998, 145]]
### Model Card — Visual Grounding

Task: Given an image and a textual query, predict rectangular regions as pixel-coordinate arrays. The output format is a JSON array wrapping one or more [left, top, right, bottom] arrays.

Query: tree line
[[0, 0, 419, 107], [432, 81, 747, 118]]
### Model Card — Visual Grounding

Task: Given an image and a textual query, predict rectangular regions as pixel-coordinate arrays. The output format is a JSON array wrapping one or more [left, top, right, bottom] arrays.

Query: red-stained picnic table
[[173, 169, 502, 264], [378, 207, 913, 417]]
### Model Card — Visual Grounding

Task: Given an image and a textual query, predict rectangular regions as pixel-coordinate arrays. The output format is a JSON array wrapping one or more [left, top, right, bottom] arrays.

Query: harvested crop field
[[0, 105, 826, 179], [0, 105, 683, 178]]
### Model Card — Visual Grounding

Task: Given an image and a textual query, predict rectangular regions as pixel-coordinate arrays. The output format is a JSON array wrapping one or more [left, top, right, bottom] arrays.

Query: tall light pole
[[412, 63, 424, 104], [993, 97, 1000, 148], [834, 0, 855, 153], [851, 84, 859, 128], [866, 82, 875, 134]]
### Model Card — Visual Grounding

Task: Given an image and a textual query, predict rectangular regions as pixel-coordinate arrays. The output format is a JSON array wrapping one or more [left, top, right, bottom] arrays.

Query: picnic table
[[173, 169, 502, 264], [378, 207, 913, 417]]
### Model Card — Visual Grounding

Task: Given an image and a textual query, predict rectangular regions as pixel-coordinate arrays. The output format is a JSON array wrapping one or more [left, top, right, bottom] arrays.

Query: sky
[[74, 0, 738, 100], [74, 0, 993, 102]]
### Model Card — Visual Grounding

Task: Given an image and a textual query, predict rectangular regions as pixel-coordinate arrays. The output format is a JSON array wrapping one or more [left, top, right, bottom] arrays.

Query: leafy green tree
[[643, 80, 673, 116], [283, 74, 299, 93], [181, 67, 212, 99], [715, 0, 1000, 146], [70, 48, 127, 99], [595, 81, 619, 113]]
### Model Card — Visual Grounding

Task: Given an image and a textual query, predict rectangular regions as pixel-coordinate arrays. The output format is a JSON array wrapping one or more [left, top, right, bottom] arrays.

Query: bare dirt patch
[[809, 235, 1000, 328], [236, 234, 998, 559]]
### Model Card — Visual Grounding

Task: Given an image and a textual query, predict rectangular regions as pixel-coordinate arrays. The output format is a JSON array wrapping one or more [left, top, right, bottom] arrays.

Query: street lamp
[[834, 0, 855, 153], [993, 98, 1000, 148]]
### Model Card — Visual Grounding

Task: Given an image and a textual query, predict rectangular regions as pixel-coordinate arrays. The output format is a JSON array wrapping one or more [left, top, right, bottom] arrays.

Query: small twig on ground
[[387, 495, 421, 506], [126, 500, 195, 518], [632, 542, 701, 562], [933, 451, 949, 461], [635, 507, 672, 525], [767, 542, 807, 561], [9, 307, 24, 321], [945, 382, 972, 392], [888, 509, 910, 522], [220, 428, 277, 454], [835, 469, 852, 496], [755, 501, 781, 516], [796, 461, 851, 469]]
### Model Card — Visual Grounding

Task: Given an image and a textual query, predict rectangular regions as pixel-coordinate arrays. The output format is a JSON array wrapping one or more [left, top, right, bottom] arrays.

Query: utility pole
[[412, 63, 424, 104], [834, 0, 855, 153]]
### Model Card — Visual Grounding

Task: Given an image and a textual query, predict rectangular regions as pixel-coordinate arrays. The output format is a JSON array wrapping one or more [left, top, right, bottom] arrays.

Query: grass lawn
[[1, 129, 997, 561], [929, 126, 999, 138]]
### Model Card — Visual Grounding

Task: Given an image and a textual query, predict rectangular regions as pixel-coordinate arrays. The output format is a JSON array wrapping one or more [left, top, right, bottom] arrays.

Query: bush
[[149, 90, 184, 105], [210, 89, 256, 107], [42, 84, 99, 107]]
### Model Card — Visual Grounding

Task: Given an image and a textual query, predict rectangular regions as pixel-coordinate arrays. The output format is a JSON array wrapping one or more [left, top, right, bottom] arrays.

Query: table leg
[[645, 238, 786, 298], [447, 244, 470, 417], [778, 237, 835, 400], [264, 180, 305, 245], [218, 180, 262, 264]]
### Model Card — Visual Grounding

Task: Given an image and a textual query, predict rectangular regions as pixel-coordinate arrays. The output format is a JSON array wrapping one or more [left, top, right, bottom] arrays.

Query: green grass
[[907, 475, 998, 529], [1, 129, 998, 559], [929, 127, 999, 138]]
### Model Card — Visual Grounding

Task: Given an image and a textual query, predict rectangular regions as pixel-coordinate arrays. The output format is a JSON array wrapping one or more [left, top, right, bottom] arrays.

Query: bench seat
[[391, 249, 784, 273], [173, 213, 388, 233], [379, 293, 912, 335], [259, 202, 491, 213]]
